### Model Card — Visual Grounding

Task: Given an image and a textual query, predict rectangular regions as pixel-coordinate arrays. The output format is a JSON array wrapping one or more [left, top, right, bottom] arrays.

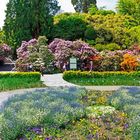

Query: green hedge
[[0, 72, 41, 80], [63, 71, 140, 86], [0, 72, 42, 91]]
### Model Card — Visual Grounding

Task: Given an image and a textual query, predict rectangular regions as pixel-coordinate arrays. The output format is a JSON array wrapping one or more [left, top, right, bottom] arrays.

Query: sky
[[0, 0, 118, 28]]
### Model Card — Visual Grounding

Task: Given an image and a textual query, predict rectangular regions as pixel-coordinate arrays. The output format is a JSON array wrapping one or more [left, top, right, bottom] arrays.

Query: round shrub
[[84, 25, 96, 40], [53, 15, 87, 41], [95, 43, 121, 51]]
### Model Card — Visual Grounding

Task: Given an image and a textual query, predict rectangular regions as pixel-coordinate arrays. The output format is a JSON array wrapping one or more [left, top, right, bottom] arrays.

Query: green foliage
[[117, 0, 140, 24], [0, 72, 43, 91], [0, 87, 85, 139], [63, 71, 140, 86], [3, 0, 60, 54], [71, 0, 97, 13], [95, 28, 113, 44], [84, 25, 96, 40], [89, 5, 115, 16], [95, 43, 121, 51], [53, 14, 87, 40], [0, 29, 6, 44], [128, 25, 140, 44], [85, 14, 138, 48]]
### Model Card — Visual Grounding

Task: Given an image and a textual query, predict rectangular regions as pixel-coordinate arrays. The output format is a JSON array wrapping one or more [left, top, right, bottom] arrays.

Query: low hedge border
[[63, 71, 140, 86], [0, 72, 41, 81]]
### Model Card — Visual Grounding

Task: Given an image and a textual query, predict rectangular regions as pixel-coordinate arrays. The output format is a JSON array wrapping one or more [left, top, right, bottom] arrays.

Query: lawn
[[0, 72, 45, 91], [63, 71, 140, 86], [1, 87, 140, 139]]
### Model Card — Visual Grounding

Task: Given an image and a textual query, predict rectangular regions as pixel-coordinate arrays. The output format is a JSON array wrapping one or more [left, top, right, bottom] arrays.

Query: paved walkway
[[41, 74, 140, 91], [0, 73, 139, 108], [41, 73, 77, 87]]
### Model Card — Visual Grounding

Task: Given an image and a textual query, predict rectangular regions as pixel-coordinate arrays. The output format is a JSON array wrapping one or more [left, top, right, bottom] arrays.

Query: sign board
[[70, 57, 77, 70]]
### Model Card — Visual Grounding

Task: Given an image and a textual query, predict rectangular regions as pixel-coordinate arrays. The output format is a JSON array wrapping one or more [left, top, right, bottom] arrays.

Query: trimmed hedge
[[0, 72, 42, 91], [0, 72, 41, 81], [63, 71, 140, 86]]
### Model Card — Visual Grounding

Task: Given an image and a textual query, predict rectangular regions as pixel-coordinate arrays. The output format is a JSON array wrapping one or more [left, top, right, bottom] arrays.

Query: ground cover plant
[[63, 71, 140, 86], [0, 87, 85, 139], [0, 72, 44, 91], [0, 87, 135, 139], [109, 87, 140, 139]]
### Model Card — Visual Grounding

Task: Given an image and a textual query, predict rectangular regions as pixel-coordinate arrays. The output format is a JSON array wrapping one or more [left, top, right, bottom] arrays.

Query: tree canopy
[[71, 0, 97, 13], [4, 0, 60, 55], [117, 0, 140, 24]]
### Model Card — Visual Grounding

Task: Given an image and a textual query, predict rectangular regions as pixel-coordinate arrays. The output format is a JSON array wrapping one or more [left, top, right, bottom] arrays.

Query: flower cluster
[[16, 37, 53, 72], [48, 38, 97, 68], [0, 44, 11, 60]]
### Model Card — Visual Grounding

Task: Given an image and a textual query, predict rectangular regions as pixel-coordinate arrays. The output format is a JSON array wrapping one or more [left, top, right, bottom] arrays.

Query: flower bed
[[0, 87, 133, 139], [63, 71, 140, 86]]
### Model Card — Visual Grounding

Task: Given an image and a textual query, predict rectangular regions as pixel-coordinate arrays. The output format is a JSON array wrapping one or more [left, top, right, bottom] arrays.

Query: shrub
[[95, 28, 113, 44], [0, 87, 85, 139], [63, 71, 140, 86], [84, 25, 96, 40], [0, 72, 41, 81], [85, 14, 138, 47], [95, 43, 121, 51], [120, 53, 139, 71], [0, 72, 42, 91], [16, 36, 54, 72], [128, 26, 140, 45], [0, 44, 11, 61], [48, 39, 98, 69], [53, 14, 87, 40]]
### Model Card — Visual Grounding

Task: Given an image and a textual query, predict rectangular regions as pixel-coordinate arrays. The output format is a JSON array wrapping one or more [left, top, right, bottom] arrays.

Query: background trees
[[117, 0, 140, 24], [4, 0, 60, 57], [71, 0, 97, 13], [53, 14, 87, 40]]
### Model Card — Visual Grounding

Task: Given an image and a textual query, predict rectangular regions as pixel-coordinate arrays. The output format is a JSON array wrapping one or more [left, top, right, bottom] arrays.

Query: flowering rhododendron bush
[[16, 36, 54, 71], [92, 44, 140, 71], [48, 38, 97, 68], [0, 44, 11, 62]]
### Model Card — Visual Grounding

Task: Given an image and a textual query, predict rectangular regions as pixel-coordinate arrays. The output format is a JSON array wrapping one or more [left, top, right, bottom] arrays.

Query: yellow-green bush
[[63, 71, 140, 86], [0, 72, 41, 80], [0, 72, 42, 91]]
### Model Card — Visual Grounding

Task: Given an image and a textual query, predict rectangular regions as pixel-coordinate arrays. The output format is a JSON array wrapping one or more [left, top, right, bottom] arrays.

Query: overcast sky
[[0, 0, 118, 28]]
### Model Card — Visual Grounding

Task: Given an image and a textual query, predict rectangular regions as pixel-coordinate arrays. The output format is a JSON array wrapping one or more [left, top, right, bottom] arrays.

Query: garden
[[0, 87, 140, 139], [0, 0, 140, 139]]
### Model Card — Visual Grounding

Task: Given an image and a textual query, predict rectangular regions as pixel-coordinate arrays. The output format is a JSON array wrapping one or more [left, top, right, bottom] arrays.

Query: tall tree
[[4, 0, 60, 57], [71, 0, 97, 13], [117, 0, 140, 24]]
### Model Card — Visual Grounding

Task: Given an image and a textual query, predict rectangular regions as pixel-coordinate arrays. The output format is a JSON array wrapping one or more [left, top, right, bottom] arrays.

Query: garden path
[[41, 73, 140, 91], [0, 73, 139, 109]]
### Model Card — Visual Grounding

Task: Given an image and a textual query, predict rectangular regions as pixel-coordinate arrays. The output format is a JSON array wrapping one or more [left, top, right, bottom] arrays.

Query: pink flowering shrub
[[48, 38, 97, 69], [16, 36, 54, 72], [0, 44, 11, 61]]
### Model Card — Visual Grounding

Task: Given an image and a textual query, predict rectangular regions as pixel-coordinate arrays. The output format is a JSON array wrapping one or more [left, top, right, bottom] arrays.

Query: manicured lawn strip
[[63, 71, 140, 86], [0, 72, 45, 91]]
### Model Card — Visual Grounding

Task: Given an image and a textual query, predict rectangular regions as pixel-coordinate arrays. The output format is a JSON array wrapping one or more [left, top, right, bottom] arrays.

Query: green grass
[[63, 71, 140, 86], [65, 76, 140, 86], [0, 72, 45, 91]]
